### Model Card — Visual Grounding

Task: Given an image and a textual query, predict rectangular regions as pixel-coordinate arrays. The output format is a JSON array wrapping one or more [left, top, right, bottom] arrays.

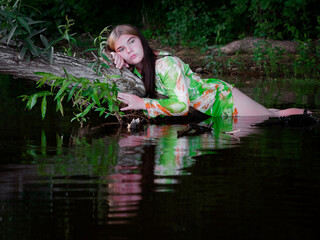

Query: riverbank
[[148, 38, 320, 79]]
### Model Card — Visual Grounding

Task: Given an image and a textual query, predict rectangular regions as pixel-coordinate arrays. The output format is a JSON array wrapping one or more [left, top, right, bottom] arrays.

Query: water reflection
[[0, 115, 270, 228], [1, 74, 320, 239]]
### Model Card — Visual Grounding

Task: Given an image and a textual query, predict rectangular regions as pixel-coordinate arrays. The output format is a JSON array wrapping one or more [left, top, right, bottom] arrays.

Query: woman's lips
[[130, 54, 136, 60]]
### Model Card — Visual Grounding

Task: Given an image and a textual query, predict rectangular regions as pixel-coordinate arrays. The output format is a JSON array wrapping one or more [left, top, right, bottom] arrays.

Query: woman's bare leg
[[273, 108, 309, 116], [232, 88, 276, 116], [232, 88, 307, 117]]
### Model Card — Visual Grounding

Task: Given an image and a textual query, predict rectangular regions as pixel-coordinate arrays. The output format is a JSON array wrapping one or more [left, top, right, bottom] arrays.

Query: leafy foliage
[[0, 1, 82, 62], [160, 0, 215, 47], [158, 0, 319, 47], [84, 26, 112, 75], [5, 0, 318, 49], [0, 0, 53, 60], [55, 15, 77, 56], [19, 70, 124, 126]]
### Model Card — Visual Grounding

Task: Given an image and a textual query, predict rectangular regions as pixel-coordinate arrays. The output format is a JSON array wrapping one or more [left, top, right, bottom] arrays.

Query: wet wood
[[252, 113, 319, 127]]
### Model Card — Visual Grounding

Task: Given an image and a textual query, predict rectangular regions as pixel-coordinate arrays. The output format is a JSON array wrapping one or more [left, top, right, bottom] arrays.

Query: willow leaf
[[19, 46, 27, 60], [54, 80, 71, 101], [27, 94, 38, 109], [68, 83, 80, 101], [7, 25, 17, 45], [17, 17, 31, 34], [82, 103, 95, 116], [25, 37, 39, 56], [41, 96, 47, 119]]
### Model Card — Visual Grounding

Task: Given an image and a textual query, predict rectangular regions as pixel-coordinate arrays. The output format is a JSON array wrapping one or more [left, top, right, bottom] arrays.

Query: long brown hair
[[107, 24, 156, 98]]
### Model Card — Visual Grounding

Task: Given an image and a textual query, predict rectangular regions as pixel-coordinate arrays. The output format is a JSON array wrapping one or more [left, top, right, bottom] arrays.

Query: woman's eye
[[129, 39, 135, 44], [117, 47, 124, 52]]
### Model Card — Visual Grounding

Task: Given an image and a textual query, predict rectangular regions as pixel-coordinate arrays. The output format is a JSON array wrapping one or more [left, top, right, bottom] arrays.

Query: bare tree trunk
[[0, 44, 145, 96]]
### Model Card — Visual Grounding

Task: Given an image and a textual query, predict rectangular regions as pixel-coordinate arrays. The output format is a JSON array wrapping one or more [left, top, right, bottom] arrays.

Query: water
[[1, 74, 320, 240]]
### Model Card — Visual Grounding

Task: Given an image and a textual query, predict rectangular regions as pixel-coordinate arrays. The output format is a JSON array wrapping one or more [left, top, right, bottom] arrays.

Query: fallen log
[[0, 44, 145, 96], [213, 37, 299, 55]]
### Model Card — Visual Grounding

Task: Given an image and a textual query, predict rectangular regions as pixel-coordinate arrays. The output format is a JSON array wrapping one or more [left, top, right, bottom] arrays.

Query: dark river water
[[1, 74, 320, 240]]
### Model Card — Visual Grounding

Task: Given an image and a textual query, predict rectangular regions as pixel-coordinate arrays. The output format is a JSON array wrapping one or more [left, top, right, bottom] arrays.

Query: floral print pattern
[[142, 52, 238, 118]]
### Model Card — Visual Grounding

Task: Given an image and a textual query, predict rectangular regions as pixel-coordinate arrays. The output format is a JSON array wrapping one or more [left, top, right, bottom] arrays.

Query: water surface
[[1, 75, 320, 240]]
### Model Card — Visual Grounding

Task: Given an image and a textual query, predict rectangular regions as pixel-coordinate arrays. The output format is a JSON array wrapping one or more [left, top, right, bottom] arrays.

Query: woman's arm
[[143, 56, 190, 117], [116, 56, 190, 117]]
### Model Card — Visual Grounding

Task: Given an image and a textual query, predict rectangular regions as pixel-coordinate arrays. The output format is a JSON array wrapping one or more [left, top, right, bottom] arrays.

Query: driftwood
[[0, 44, 145, 96], [252, 113, 320, 127], [213, 37, 299, 55], [177, 123, 213, 138]]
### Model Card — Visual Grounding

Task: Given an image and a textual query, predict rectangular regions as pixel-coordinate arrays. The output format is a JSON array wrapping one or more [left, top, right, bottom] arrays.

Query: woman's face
[[114, 34, 144, 66]]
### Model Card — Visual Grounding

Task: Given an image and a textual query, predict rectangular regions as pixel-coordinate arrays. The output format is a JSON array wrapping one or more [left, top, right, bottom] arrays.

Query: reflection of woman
[[107, 24, 307, 118], [118, 118, 255, 177]]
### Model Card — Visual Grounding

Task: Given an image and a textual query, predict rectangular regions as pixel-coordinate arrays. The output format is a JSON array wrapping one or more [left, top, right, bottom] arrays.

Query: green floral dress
[[139, 52, 238, 118]]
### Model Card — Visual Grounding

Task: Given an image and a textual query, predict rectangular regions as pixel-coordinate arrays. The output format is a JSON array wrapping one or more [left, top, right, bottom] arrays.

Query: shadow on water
[[1, 74, 320, 240]]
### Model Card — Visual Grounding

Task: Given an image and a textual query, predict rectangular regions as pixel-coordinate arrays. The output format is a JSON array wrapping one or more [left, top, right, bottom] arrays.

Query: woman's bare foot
[[272, 108, 311, 117]]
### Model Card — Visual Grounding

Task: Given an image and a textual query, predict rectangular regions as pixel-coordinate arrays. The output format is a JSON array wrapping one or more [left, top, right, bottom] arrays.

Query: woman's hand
[[117, 92, 146, 111], [110, 52, 129, 69]]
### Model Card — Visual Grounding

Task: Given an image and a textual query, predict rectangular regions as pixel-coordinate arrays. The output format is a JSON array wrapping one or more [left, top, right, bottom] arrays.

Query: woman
[[107, 24, 306, 118]]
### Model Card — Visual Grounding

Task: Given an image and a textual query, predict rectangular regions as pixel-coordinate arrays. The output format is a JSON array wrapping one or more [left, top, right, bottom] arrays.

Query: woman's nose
[[126, 46, 133, 53]]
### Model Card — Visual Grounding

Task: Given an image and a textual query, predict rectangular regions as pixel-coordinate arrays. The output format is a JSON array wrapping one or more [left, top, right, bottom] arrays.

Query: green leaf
[[54, 80, 71, 101], [56, 94, 65, 116], [92, 89, 100, 106], [83, 87, 93, 97], [12, 0, 19, 9], [25, 37, 39, 56], [82, 48, 98, 53], [68, 74, 79, 83], [57, 27, 63, 35], [108, 102, 114, 113], [101, 62, 109, 69], [100, 41, 108, 50], [82, 103, 95, 116], [101, 53, 111, 62], [19, 46, 27, 60], [26, 94, 38, 109], [71, 112, 83, 122], [108, 75, 122, 79], [41, 96, 47, 119], [7, 25, 17, 45], [64, 32, 70, 42], [71, 116, 78, 122], [95, 107, 107, 117], [69, 36, 77, 45], [34, 72, 54, 77], [17, 17, 31, 34], [27, 20, 45, 25], [68, 83, 80, 101], [18, 94, 30, 101]]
